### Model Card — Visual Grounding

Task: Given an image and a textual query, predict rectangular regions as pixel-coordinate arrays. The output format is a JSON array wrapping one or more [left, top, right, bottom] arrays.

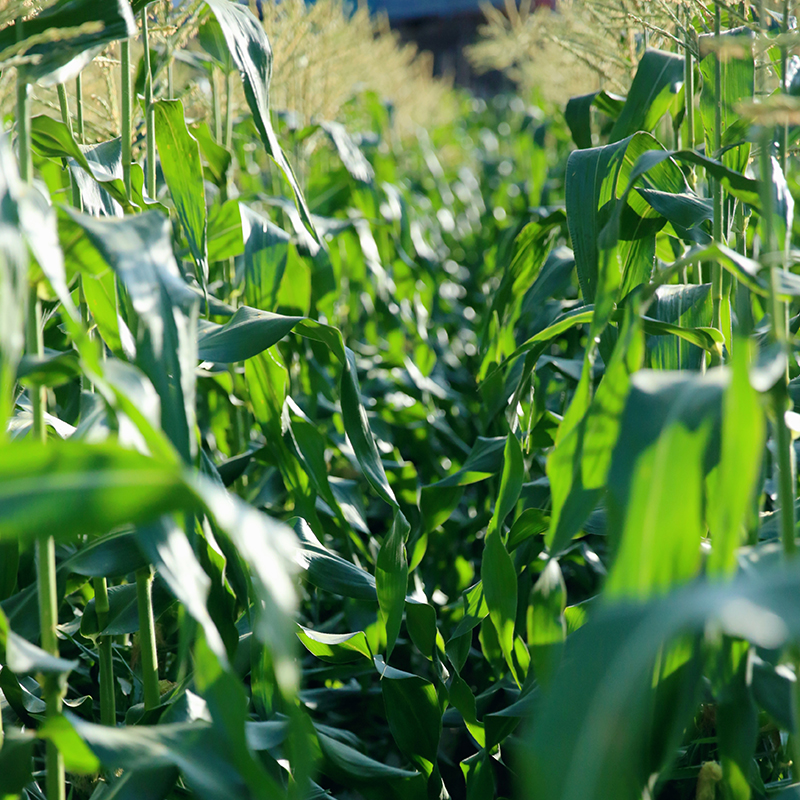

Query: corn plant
[[2, 1, 800, 800]]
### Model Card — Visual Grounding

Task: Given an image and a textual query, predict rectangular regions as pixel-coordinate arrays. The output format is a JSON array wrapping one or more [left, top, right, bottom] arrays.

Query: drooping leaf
[[297, 625, 372, 664], [203, 0, 319, 244]]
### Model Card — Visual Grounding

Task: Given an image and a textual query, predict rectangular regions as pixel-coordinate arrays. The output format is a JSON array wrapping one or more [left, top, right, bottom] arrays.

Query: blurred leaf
[[193, 636, 285, 800], [320, 121, 375, 184], [38, 715, 101, 774], [521, 558, 800, 800], [3, 0, 136, 86], [136, 518, 228, 665], [526, 559, 566, 685], [0, 729, 35, 796], [0, 137, 28, 436], [482, 435, 523, 681], [0, 607, 77, 675], [0, 440, 191, 547], [707, 342, 765, 577], [606, 370, 723, 598]]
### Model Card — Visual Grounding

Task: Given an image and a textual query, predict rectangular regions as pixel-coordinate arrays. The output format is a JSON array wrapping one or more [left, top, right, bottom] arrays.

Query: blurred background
[[1, 0, 675, 146]]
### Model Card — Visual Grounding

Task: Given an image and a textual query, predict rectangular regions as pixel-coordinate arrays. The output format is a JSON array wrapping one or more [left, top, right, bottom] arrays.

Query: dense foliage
[[2, 2, 800, 800]]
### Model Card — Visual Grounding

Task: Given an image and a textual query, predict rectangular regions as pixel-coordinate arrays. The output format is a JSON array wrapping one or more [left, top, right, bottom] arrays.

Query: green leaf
[[493, 305, 595, 376], [241, 204, 291, 311], [207, 199, 244, 262], [197, 14, 235, 74], [0, 729, 35, 796], [507, 508, 549, 550], [2, 0, 136, 86], [198, 306, 302, 363], [521, 557, 800, 800], [526, 559, 566, 685], [136, 518, 228, 665], [645, 284, 712, 370], [0, 138, 28, 436], [32, 119, 139, 213], [81, 579, 174, 637], [714, 645, 759, 800], [65, 209, 200, 463], [0, 608, 77, 675], [65, 712, 252, 800], [606, 369, 725, 598], [706, 341, 765, 577], [376, 510, 410, 658], [293, 518, 377, 601], [193, 636, 285, 800], [487, 433, 524, 538], [564, 90, 625, 148], [482, 435, 524, 681], [0, 440, 192, 548], [67, 530, 148, 578], [320, 120, 375, 183], [480, 219, 558, 376], [521, 245, 576, 319], [198, 479, 299, 695], [316, 728, 420, 782], [566, 133, 684, 326], [376, 658, 442, 778], [193, 122, 232, 188], [17, 350, 81, 388], [297, 625, 372, 664], [38, 715, 101, 775], [203, 0, 319, 244], [609, 49, 685, 142], [699, 30, 754, 172], [199, 306, 397, 508], [154, 99, 209, 285]]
